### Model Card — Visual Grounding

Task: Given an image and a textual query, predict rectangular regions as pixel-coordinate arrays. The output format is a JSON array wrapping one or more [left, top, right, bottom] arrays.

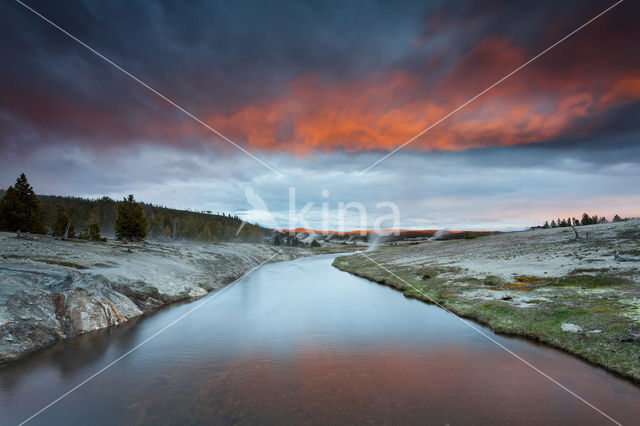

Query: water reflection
[[1, 254, 638, 425]]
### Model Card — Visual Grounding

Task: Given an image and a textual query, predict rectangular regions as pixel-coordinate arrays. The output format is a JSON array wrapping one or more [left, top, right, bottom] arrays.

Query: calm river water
[[1, 254, 638, 425]]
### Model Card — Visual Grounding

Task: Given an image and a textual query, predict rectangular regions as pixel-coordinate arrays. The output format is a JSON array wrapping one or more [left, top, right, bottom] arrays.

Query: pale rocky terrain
[[438, 223, 633, 271], [0, 233, 310, 362], [381, 220, 640, 309]]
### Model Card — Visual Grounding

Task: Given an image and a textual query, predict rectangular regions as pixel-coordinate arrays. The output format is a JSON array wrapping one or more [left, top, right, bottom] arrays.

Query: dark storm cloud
[[0, 0, 434, 145], [0, 0, 639, 228], [2, 0, 639, 159]]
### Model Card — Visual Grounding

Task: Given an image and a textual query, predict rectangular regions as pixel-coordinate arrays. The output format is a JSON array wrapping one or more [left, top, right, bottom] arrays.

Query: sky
[[1, 0, 639, 231]]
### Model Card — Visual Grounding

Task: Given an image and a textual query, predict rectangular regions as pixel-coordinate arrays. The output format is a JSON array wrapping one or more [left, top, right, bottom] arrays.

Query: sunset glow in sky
[[1, 0, 639, 230]]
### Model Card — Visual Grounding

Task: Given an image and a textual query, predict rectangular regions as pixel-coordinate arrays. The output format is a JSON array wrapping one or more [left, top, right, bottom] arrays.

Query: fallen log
[[615, 251, 640, 262]]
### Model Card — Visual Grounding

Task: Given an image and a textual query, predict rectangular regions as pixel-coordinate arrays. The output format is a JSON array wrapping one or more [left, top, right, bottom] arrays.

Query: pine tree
[[114, 194, 147, 241], [88, 216, 105, 241], [0, 187, 23, 232], [0, 173, 46, 233], [581, 213, 590, 226], [52, 203, 75, 238]]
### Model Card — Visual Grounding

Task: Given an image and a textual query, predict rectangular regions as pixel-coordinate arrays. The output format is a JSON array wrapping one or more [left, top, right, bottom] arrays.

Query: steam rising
[[429, 230, 451, 240]]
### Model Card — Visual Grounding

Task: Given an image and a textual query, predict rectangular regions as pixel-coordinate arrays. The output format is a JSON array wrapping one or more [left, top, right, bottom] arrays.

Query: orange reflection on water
[[129, 344, 638, 425]]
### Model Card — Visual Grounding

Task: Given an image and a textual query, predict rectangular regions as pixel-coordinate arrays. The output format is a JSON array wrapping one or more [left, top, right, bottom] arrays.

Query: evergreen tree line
[[0, 173, 305, 246], [539, 213, 628, 229]]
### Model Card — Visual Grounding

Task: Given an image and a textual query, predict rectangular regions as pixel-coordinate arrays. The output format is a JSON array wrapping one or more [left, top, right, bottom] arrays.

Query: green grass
[[417, 268, 439, 280], [1, 254, 89, 269], [40, 259, 89, 269], [556, 274, 634, 288], [570, 267, 611, 273], [482, 275, 506, 286], [310, 245, 366, 254]]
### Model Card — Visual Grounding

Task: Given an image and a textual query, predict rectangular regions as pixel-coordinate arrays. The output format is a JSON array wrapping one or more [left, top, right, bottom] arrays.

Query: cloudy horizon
[[1, 0, 639, 231]]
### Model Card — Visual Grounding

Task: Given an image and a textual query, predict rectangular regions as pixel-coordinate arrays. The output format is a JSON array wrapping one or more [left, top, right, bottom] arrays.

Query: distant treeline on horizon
[[0, 187, 302, 245], [535, 213, 631, 229]]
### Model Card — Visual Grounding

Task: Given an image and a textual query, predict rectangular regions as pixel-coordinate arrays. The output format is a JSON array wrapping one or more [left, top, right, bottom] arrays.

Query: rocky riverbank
[[0, 233, 311, 362], [333, 220, 640, 382]]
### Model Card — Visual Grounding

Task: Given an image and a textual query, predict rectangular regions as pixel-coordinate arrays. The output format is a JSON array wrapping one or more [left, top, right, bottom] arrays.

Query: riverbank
[[0, 232, 311, 362], [333, 220, 640, 382], [5, 252, 639, 425]]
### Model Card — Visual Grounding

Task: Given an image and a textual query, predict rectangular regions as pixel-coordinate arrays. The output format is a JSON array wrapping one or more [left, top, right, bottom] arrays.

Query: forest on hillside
[[0, 188, 298, 245]]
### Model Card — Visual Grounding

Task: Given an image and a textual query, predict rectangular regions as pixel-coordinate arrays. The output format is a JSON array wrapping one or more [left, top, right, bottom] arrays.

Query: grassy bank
[[333, 221, 640, 382], [309, 244, 368, 254]]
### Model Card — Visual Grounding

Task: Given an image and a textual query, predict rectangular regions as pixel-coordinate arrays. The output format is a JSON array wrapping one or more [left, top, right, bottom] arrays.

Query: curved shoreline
[[332, 222, 640, 384], [334, 262, 640, 385]]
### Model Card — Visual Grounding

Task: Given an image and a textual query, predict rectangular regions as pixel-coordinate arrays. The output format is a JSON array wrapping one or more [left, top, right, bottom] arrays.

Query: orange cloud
[[194, 36, 640, 154]]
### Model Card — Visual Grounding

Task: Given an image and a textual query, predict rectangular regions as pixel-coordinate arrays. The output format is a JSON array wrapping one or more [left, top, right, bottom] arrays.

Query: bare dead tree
[[570, 223, 590, 242], [570, 223, 580, 239]]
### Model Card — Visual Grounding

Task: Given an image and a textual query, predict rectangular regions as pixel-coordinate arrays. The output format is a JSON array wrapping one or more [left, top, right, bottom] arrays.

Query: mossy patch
[[570, 267, 610, 274], [417, 268, 438, 280], [483, 275, 506, 286], [502, 275, 553, 290], [35, 258, 89, 269], [556, 274, 634, 288]]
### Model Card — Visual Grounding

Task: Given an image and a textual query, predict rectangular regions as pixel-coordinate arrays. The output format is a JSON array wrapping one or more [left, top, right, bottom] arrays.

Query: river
[[1, 254, 638, 425]]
